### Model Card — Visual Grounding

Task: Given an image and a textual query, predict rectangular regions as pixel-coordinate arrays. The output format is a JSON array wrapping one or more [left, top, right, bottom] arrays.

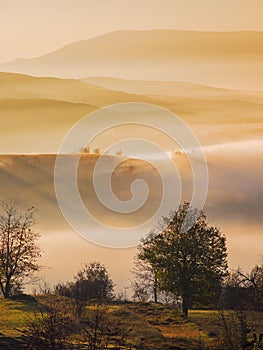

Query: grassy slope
[[1, 296, 263, 349], [0, 296, 214, 349]]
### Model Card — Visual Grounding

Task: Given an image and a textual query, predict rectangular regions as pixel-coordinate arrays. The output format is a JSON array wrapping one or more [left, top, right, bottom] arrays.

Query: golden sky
[[1, 0, 263, 63]]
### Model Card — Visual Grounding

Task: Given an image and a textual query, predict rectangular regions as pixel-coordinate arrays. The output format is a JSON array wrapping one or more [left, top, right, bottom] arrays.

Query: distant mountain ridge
[[1, 30, 262, 89], [6, 30, 263, 63]]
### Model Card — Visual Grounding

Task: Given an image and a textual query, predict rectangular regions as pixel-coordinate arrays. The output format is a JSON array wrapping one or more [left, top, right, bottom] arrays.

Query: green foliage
[[138, 202, 228, 317], [55, 262, 114, 317], [74, 262, 114, 301]]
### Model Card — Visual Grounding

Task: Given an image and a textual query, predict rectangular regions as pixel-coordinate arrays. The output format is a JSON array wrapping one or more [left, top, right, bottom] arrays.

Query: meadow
[[0, 295, 263, 349]]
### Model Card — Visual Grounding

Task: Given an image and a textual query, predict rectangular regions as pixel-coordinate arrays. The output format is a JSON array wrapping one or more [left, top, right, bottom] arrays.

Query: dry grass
[[1, 296, 263, 349]]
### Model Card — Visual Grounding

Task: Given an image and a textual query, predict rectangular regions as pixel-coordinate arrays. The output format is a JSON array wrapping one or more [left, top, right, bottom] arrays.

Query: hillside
[[1, 296, 263, 350], [0, 72, 263, 153], [0, 151, 262, 284], [0, 297, 216, 349], [0, 72, 159, 105], [81, 77, 263, 101]]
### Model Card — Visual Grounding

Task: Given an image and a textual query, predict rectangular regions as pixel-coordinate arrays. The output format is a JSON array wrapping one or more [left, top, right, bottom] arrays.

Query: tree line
[[1, 200, 263, 349], [0, 200, 262, 316]]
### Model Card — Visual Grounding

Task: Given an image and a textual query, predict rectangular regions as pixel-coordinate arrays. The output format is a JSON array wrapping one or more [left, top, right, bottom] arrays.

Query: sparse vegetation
[[1, 296, 263, 349]]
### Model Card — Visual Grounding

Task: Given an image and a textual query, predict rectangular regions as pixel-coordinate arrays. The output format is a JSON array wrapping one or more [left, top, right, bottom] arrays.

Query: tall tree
[[0, 201, 40, 298], [138, 202, 228, 317]]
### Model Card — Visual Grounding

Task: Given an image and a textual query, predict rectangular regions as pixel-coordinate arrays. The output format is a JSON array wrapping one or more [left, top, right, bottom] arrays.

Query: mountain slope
[[1, 30, 262, 89]]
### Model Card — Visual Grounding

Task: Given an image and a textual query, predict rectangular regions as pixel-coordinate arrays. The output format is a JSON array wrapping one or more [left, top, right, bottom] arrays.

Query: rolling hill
[[0, 72, 159, 105], [0, 72, 262, 153], [81, 77, 263, 101]]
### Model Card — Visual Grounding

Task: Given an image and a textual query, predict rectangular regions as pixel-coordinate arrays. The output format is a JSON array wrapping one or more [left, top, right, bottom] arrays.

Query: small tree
[[25, 298, 77, 350], [0, 201, 41, 298], [82, 304, 128, 350], [218, 309, 252, 350], [220, 271, 254, 310], [56, 262, 114, 317], [236, 263, 263, 311], [74, 262, 114, 301], [138, 202, 228, 317], [132, 257, 159, 302]]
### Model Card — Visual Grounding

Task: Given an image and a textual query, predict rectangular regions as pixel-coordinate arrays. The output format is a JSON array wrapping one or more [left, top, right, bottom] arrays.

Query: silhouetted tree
[[0, 201, 41, 298], [220, 272, 252, 310], [138, 202, 228, 317], [55, 262, 114, 317], [132, 257, 159, 302], [236, 263, 263, 311]]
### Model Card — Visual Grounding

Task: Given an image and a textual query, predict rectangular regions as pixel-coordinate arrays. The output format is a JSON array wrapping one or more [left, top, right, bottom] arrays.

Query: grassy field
[[0, 296, 262, 349]]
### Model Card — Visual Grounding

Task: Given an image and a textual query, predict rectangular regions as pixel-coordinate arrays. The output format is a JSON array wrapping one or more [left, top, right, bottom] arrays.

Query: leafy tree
[[80, 146, 90, 154], [55, 262, 114, 317], [138, 202, 228, 317], [0, 201, 41, 298], [74, 262, 114, 300]]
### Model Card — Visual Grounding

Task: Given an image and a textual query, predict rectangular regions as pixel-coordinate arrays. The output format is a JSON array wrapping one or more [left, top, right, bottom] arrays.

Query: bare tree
[[131, 257, 159, 302], [0, 201, 41, 298], [25, 297, 77, 350], [82, 304, 128, 350], [236, 264, 263, 311]]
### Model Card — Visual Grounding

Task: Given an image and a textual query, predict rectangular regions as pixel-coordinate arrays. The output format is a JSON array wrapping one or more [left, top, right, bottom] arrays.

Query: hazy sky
[[1, 0, 263, 63]]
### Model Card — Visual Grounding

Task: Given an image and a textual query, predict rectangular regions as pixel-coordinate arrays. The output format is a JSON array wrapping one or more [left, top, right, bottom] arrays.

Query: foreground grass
[[0, 296, 263, 349], [0, 297, 41, 337]]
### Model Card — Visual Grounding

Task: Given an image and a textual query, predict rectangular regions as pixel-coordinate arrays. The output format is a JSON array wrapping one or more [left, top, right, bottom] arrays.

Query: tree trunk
[[153, 286, 158, 303], [153, 273, 158, 303], [3, 278, 11, 298], [182, 296, 188, 318]]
